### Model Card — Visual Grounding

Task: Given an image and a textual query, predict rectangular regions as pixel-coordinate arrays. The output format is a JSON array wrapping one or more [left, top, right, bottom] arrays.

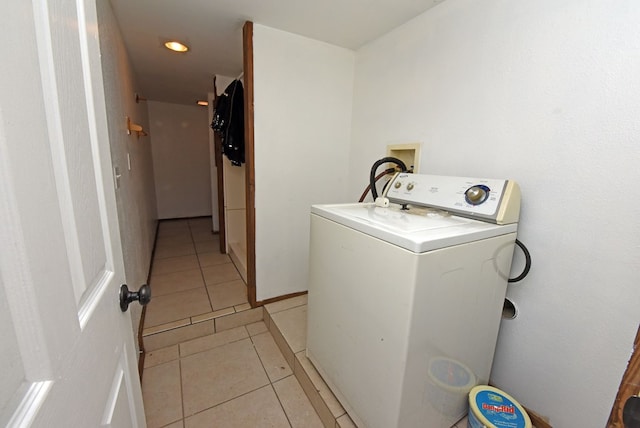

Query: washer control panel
[[384, 173, 521, 224]]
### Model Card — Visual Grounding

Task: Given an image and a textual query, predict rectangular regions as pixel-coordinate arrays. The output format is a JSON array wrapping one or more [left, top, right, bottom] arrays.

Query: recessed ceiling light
[[197, 100, 208, 106], [164, 41, 189, 52]]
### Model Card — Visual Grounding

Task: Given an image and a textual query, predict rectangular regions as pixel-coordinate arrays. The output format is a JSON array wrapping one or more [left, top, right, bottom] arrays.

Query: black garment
[[211, 80, 244, 166]]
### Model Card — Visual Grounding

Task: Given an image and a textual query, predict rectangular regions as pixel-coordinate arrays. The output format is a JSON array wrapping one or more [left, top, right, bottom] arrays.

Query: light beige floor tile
[[158, 222, 190, 234], [153, 242, 196, 259], [191, 307, 235, 324], [161, 420, 184, 428], [142, 360, 182, 428], [201, 263, 241, 285], [145, 288, 212, 327], [336, 413, 357, 428], [294, 355, 337, 428], [269, 318, 294, 369], [195, 240, 218, 254], [197, 252, 231, 267], [183, 385, 289, 428], [270, 304, 308, 353], [207, 280, 248, 311], [191, 230, 219, 243], [179, 326, 248, 357], [234, 302, 251, 312], [251, 332, 292, 382], [143, 318, 191, 336], [144, 320, 215, 351], [264, 294, 308, 314], [215, 307, 263, 332], [157, 224, 191, 239], [149, 269, 205, 297], [155, 233, 193, 246], [187, 217, 212, 227], [144, 345, 179, 368], [263, 308, 271, 331], [246, 321, 268, 336], [181, 338, 270, 416], [152, 254, 200, 275], [273, 375, 323, 428], [155, 231, 191, 243], [295, 351, 346, 422]]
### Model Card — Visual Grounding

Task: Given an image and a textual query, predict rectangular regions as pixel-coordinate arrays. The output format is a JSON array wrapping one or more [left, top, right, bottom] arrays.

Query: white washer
[[306, 173, 521, 428]]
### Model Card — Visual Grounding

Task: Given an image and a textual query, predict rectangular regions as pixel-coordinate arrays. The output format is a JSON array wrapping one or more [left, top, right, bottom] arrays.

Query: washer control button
[[465, 185, 490, 205]]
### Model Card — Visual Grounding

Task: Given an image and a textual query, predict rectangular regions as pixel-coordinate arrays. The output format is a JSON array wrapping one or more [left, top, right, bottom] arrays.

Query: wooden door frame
[[607, 324, 640, 427], [243, 21, 257, 306]]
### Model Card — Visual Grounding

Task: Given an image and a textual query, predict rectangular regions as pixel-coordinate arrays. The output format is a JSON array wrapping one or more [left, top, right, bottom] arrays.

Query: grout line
[[178, 332, 252, 359], [181, 383, 272, 422], [178, 352, 186, 426], [249, 332, 270, 379], [192, 222, 216, 323], [270, 382, 294, 428]]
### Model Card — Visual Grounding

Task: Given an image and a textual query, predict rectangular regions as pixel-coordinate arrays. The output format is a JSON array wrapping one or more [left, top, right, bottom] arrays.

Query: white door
[[0, 0, 146, 427]]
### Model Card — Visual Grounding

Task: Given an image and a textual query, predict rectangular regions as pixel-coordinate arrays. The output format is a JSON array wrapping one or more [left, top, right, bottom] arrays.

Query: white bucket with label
[[468, 385, 532, 428]]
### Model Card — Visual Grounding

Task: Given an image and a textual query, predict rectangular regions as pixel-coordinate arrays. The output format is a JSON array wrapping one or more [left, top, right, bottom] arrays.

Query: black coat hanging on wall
[[211, 80, 244, 166]]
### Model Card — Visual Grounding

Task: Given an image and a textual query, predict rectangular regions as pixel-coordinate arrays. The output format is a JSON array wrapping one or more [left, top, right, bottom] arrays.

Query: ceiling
[[108, 0, 445, 105]]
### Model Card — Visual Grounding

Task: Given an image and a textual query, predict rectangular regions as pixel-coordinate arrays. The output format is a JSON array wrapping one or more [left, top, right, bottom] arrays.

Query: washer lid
[[311, 203, 517, 253]]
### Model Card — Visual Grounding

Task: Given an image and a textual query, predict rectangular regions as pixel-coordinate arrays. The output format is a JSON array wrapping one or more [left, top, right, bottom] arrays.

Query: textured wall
[[97, 0, 158, 349], [349, 1, 640, 426]]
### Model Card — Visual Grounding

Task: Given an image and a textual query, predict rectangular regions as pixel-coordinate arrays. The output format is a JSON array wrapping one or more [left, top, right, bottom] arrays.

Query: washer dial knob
[[465, 185, 490, 205]]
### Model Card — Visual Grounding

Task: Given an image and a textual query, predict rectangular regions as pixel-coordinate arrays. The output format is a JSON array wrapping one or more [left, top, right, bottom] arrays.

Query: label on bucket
[[469, 388, 529, 428]]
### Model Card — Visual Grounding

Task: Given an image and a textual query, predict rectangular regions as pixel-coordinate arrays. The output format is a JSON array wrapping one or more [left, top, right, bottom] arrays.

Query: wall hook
[[126, 116, 147, 138]]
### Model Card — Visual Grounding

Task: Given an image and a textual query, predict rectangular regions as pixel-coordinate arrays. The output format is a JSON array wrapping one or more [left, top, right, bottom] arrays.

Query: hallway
[[139, 218, 322, 427]]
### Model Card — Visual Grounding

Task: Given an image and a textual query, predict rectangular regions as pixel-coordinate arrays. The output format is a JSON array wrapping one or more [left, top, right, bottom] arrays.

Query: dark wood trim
[[213, 77, 226, 253], [256, 291, 307, 307], [137, 219, 160, 380], [607, 324, 640, 427], [243, 21, 257, 307], [523, 406, 552, 428], [137, 305, 147, 381]]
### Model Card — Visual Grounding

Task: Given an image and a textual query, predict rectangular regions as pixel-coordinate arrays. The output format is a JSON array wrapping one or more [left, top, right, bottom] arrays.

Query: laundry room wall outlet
[[387, 143, 421, 173]]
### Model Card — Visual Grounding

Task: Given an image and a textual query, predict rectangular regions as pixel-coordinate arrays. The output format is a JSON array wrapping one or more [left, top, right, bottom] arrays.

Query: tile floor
[[143, 218, 251, 337], [140, 218, 323, 428], [140, 217, 470, 428]]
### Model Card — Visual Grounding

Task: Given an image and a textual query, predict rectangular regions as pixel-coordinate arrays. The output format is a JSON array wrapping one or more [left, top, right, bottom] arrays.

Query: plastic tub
[[468, 385, 532, 428], [426, 357, 476, 418]]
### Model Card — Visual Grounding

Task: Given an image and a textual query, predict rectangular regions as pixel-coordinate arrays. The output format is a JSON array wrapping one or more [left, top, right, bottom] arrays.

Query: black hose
[[369, 157, 408, 200], [508, 239, 531, 283], [359, 168, 396, 202]]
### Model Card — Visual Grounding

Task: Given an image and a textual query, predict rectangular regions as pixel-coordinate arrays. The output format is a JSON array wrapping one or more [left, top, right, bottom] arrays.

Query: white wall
[[97, 0, 158, 342], [350, 0, 640, 426], [148, 101, 212, 219], [253, 24, 355, 301]]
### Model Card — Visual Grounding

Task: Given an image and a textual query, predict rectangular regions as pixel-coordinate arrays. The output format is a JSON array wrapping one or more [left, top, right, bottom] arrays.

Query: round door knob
[[119, 284, 151, 312]]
